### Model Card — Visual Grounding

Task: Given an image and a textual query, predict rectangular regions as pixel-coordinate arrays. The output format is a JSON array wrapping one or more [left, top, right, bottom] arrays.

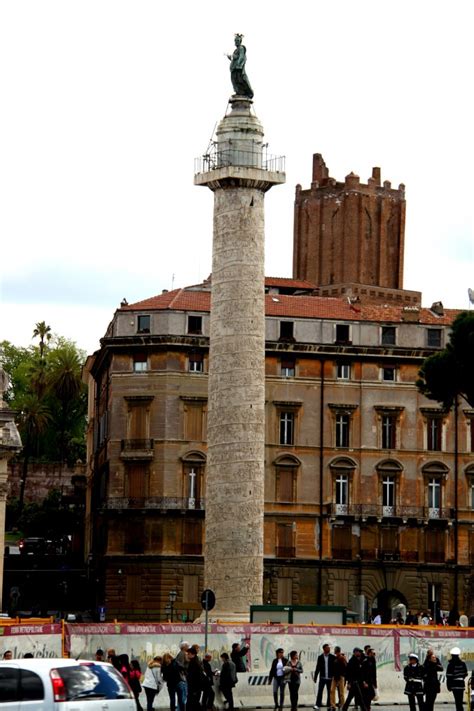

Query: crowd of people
[[369, 608, 473, 627], [96, 640, 248, 711]]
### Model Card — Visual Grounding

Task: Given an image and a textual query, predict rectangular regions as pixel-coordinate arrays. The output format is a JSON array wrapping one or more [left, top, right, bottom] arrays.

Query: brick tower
[[195, 96, 285, 619], [293, 153, 406, 291]]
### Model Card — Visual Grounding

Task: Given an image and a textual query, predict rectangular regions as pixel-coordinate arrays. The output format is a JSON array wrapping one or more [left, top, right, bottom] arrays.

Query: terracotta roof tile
[[123, 285, 461, 325]]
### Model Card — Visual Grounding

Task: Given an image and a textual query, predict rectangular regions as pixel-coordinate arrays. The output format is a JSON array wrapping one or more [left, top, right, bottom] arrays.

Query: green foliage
[[7, 490, 82, 538], [417, 311, 474, 408]]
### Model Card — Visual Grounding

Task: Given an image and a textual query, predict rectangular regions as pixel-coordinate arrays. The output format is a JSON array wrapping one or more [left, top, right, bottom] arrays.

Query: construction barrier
[[2, 621, 474, 705]]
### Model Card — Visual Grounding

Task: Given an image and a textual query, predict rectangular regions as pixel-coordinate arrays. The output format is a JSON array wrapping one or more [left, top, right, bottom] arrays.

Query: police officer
[[446, 647, 467, 711]]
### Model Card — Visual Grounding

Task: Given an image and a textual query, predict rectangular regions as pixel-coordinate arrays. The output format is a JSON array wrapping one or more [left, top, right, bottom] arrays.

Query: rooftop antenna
[[171, 273, 175, 290]]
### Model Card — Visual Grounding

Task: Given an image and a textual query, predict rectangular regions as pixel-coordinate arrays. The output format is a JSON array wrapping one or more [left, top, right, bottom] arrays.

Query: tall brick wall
[[293, 154, 406, 289]]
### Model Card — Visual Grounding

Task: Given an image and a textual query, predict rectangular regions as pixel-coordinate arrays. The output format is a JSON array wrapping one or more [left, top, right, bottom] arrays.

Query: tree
[[417, 311, 474, 408], [32, 321, 52, 360], [17, 392, 51, 513]]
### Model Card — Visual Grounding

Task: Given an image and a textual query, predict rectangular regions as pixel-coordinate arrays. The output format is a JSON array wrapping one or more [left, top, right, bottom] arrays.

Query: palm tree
[[32, 321, 52, 360], [48, 344, 84, 465], [17, 393, 51, 513]]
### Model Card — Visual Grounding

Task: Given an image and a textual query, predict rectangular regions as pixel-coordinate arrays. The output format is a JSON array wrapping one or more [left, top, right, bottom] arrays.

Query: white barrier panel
[[65, 623, 474, 707], [0, 623, 62, 659]]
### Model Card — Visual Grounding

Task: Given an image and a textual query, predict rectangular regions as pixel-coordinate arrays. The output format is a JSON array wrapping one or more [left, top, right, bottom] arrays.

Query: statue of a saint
[[227, 34, 254, 99]]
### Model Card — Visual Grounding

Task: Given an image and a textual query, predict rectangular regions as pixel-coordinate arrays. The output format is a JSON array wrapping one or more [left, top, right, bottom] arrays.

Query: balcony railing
[[194, 147, 285, 175], [425, 551, 445, 563], [328, 503, 454, 521], [121, 438, 154, 451], [182, 543, 203, 555], [104, 497, 205, 511], [332, 548, 352, 560], [275, 546, 296, 558]]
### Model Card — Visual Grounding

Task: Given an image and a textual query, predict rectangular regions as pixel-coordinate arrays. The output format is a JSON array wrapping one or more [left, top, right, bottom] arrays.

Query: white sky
[[1, 0, 473, 355]]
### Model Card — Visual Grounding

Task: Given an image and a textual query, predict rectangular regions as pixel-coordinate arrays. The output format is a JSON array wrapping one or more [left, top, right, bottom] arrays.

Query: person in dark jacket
[[287, 650, 303, 711], [162, 652, 187, 711], [403, 653, 425, 711], [219, 652, 237, 711], [446, 647, 467, 711], [231, 642, 249, 673], [314, 644, 336, 709], [423, 649, 442, 711], [330, 647, 347, 710], [129, 659, 143, 711], [202, 653, 216, 711], [186, 647, 205, 711], [341, 648, 367, 711], [269, 648, 289, 710]]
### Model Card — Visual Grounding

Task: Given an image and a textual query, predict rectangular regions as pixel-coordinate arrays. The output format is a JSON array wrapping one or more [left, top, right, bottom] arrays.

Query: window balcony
[[120, 439, 154, 460], [275, 546, 296, 558], [378, 550, 401, 562], [104, 497, 205, 511], [332, 548, 352, 560], [425, 551, 445, 563]]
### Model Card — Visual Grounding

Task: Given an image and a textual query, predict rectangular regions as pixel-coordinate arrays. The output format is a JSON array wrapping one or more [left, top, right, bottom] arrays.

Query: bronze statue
[[227, 34, 253, 99]]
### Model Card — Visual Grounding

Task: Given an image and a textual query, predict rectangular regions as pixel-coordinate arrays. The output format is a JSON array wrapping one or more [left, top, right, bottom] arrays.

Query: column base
[[194, 610, 251, 624]]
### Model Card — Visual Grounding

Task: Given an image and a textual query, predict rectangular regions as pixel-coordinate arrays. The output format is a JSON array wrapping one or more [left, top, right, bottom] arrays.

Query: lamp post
[[169, 589, 177, 622]]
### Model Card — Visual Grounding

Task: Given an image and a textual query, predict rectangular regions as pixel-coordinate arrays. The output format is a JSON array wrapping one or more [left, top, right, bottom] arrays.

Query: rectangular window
[[332, 525, 352, 559], [182, 520, 202, 555], [189, 353, 204, 373], [276, 523, 295, 557], [281, 357, 295, 377], [469, 419, 474, 452], [133, 356, 147, 372], [427, 417, 442, 450], [382, 367, 396, 381], [279, 411, 295, 445], [335, 414, 350, 448], [335, 324, 350, 344], [381, 415, 397, 449], [337, 363, 351, 380], [279, 321, 294, 341], [124, 520, 145, 554], [425, 530, 444, 562], [427, 478, 441, 517], [127, 463, 148, 499], [471, 483, 474, 510], [127, 403, 149, 439], [137, 315, 150, 333], [381, 326, 396, 346], [277, 578, 292, 604], [382, 476, 395, 515], [335, 474, 349, 512], [427, 329, 442, 348], [276, 469, 295, 502], [188, 315, 202, 335], [183, 574, 199, 604], [125, 574, 142, 602], [184, 403, 206, 441], [380, 527, 398, 558]]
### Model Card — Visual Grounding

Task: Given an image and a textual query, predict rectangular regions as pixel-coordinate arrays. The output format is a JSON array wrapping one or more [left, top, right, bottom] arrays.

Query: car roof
[[0, 658, 109, 670]]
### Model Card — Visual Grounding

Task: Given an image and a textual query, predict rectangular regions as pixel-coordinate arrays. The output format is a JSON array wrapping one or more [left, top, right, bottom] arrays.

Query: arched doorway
[[371, 589, 408, 623]]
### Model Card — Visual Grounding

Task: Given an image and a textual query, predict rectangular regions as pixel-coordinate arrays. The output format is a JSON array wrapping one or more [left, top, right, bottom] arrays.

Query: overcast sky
[[1, 0, 472, 355]]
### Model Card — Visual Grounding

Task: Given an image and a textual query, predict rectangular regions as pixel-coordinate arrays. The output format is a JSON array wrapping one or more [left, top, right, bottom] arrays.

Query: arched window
[[375, 459, 403, 518], [421, 461, 449, 519], [181, 451, 206, 509], [273, 454, 301, 503], [329, 457, 357, 516]]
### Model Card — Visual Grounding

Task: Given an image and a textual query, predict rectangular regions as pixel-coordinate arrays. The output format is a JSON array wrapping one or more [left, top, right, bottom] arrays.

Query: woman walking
[[423, 650, 442, 711], [142, 656, 163, 711], [287, 650, 303, 711], [129, 659, 143, 711], [403, 653, 425, 711], [269, 648, 288, 710]]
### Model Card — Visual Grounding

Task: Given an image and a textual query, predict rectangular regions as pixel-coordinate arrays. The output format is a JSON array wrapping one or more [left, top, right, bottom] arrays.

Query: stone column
[[0, 369, 22, 612], [195, 97, 285, 619]]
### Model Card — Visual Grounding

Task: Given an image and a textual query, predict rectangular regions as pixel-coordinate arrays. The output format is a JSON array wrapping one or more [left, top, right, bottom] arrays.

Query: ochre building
[[84, 156, 474, 621]]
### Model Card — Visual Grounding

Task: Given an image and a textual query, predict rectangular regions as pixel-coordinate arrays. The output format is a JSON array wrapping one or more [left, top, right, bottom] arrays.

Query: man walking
[[342, 648, 366, 711], [314, 643, 335, 710], [330, 646, 347, 710]]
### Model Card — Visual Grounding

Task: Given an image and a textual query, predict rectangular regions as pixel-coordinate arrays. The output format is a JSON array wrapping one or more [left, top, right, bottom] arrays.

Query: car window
[[0, 666, 20, 702], [56, 664, 132, 700], [21, 669, 44, 700]]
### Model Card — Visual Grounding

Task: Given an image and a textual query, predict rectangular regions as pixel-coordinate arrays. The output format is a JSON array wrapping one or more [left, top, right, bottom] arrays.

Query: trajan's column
[[194, 35, 285, 619]]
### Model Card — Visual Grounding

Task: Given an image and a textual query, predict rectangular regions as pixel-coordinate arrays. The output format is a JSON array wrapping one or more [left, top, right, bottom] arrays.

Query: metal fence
[[194, 147, 285, 174]]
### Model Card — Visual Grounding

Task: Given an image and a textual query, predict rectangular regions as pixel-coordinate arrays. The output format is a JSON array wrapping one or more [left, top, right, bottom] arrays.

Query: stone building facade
[[84, 279, 474, 620]]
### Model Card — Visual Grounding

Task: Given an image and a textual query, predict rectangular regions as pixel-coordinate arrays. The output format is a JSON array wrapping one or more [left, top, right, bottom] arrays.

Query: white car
[[0, 657, 136, 710]]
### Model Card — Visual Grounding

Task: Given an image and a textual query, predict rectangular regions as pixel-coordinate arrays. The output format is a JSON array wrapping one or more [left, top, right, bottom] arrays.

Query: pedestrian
[[364, 649, 377, 704], [403, 653, 424, 711], [130, 659, 143, 711], [313, 643, 335, 710], [219, 652, 237, 711], [202, 652, 217, 711], [341, 648, 366, 711], [119, 654, 132, 684], [446, 647, 467, 711], [372, 612, 382, 625], [423, 649, 442, 711], [287, 650, 303, 711], [231, 641, 249, 673], [23, 653, 34, 658], [162, 651, 187, 711], [269, 648, 288, 710], [107, 647, 117, 662], [186, 646, 205, 711], [95, 648, 105, 662], [330, 646, 347, 711], [142, 655, 163, 711], [176, 641, 190, 668], [2, 650, 13, 660]]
